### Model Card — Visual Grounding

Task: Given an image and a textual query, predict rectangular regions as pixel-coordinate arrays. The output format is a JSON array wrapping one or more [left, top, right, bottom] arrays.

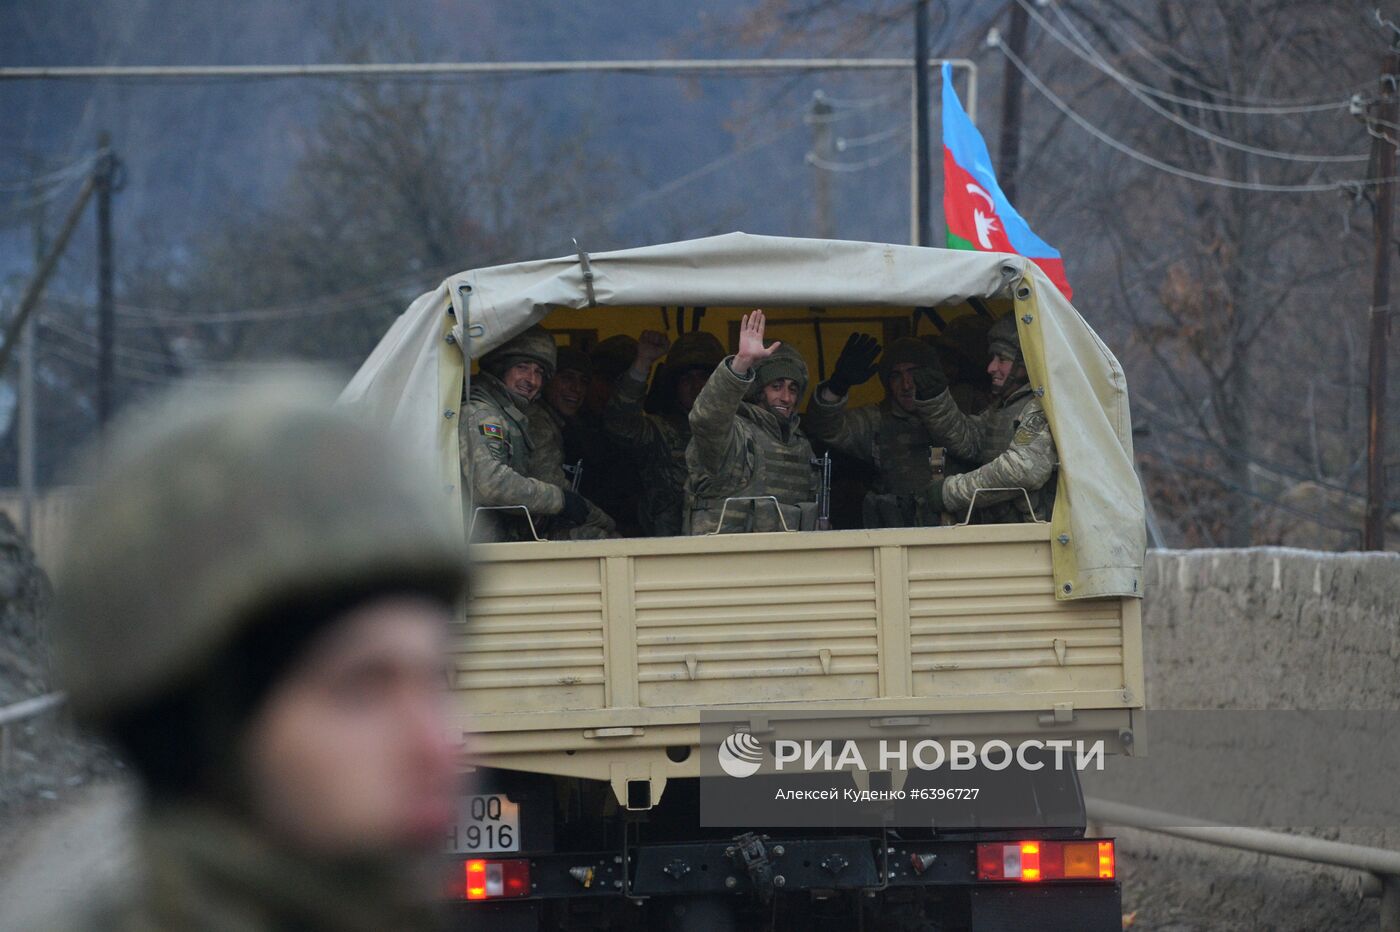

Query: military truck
[[341, 233, 1147, 930]]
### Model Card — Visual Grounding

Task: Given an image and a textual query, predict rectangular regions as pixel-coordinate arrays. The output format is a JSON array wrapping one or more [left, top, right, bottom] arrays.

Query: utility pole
[[912, 0, 932, 247], [807, 91, 836, 239], [20, 211, 45, 538], [1365, 46, 1400, 550], [95, 132, 115, 428], [996, 1, 1030, 204]]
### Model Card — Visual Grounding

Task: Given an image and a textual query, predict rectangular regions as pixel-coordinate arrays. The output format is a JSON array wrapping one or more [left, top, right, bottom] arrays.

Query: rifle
[[562, 459, 584, 493], [812, 452, 833, 531]]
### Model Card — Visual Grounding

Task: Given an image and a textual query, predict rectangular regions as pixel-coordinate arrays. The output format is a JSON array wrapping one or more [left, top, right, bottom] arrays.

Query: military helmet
[[878, 337, 939, 384], [750, 344, 809, 401], [590, 334, 639, 383], [554, 345, 593, 378], [481, 325, 557, 381], [51, 375, 468, 727], [987, 314, 1023, 364], [666, 331, 725, 374]]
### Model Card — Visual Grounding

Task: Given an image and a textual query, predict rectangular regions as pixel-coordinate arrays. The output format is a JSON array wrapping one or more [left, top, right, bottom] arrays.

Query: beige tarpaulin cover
[[339, 232, 1145, 600]]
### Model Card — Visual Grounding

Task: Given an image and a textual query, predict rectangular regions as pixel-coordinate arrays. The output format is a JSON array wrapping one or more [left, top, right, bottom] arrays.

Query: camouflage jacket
[[602, 371, 689, 537], [924, 382, 1057, 523], [525, 402, 616, 540], [37, 804, 442, 932], [684, 358, 817, 534], [805, 385, 959, 527], [460, 373, 563, 539]]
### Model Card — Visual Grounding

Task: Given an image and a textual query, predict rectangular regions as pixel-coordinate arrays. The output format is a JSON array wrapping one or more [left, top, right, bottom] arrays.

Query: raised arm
[[912, 362, 987, 463], [602, 330, 670, 448], [687, 310, 775, 475], [807, 332, 882, 460], [941, 400, 1057, 516]]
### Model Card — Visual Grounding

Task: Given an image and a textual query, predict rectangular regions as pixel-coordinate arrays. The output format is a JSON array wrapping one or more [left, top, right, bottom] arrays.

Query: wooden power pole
[[95, 132, 116, 428], [808, 91, 836, 239], [1365, 46, 1400, 551]]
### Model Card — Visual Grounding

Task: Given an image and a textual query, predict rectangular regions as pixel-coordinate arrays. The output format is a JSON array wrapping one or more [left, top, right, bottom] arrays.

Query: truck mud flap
[[968, 883, 1121, 932]]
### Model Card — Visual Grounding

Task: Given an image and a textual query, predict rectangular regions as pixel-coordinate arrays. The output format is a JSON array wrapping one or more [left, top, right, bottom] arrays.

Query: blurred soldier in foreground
[[46, 376, 470, 931], [806, 333, 967, 528], [685, 310, 819, 533], [922, 314, 1058, 523], [604, 329, 725, 536], [526, 345, 617, 539], [462, 325, 591, 541]]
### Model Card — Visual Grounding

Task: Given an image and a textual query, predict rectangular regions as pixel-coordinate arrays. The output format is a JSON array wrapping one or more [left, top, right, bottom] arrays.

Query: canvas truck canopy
[[339, 232, 1145, 600]]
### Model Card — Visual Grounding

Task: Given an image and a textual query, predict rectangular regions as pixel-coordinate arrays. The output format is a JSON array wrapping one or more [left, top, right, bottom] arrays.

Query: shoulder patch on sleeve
[[480, 422, 505, 438], [1015, 409, 1048, 444]]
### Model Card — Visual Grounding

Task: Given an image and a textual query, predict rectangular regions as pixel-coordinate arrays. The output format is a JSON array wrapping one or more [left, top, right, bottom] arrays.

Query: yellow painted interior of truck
[[475, 299, 1015, 412]]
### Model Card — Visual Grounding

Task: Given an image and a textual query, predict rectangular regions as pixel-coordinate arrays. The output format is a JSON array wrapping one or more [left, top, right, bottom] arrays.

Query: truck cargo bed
[[454, 523, 1143, 802]]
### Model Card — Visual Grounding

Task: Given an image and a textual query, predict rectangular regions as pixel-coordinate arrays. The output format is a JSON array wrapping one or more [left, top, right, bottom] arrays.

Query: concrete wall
[[1142, 547, 1400, 710], [1112, 548, 1400, 930]]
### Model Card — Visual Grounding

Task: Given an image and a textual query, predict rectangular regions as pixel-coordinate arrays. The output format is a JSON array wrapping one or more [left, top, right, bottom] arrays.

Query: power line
[[1143, 447, 1363, 539], [1044, 0, 1360, 114], [806, 142, 907, 172], [835, 124, 904, 149], [0, 152, 99, 192], [993, 39, 1400, 193], [1017, 0, 1367, 163], [1134, 397, 1400, 511], [0, 57, 979, 82]]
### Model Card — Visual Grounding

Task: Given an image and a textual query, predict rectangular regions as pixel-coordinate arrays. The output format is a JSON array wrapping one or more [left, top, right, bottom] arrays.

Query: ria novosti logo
[[717, 732, 765, 778]]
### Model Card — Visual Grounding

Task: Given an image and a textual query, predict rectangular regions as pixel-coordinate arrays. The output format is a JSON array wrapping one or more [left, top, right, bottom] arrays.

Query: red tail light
[[976, 840, 1115, 882], [464, 858, 531, 900]]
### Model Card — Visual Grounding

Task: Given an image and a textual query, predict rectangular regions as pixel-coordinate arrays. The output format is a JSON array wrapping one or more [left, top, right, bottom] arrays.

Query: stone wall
[[1112, 548, 1400, 930]]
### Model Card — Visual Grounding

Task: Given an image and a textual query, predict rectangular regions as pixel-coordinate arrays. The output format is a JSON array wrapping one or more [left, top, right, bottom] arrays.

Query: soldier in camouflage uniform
[[922, 314, 1058, 524], [461, 325, 590, 541], [526, 346, 617, 539], [685, 310, 819, 534], [603, 329, 725, 536], [806, 333, 970, 528], [44, 376, 469, 932]]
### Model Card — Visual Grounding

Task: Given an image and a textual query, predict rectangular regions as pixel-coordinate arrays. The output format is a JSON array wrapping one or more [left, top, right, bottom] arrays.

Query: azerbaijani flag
[[941, 63, 1072, 300]]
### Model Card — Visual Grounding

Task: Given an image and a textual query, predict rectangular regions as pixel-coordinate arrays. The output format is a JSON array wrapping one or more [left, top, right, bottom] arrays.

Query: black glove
[[560, 490, 591, 527], [912, 360, 949, 401], [826, 332, 881, 397], [925, 477, 946, 514]]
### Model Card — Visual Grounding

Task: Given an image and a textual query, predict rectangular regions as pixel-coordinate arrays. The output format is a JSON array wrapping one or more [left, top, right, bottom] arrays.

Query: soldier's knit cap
[[750, 343, 809, 401], [555, 345, 592, 378], [987, 314, 1023, 363], [878, 337, 939, 383], [481, 325, 558, 381]]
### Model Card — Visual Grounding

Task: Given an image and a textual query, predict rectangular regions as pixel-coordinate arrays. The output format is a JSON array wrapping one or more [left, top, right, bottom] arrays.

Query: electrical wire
[[1043, 0, 1361, 114], [1143, 446, 1362, 538], [601, 118, 800, 223], [1134, 396, 1400, 511], [0, 152, 99, 192], [806, 141, 907, 172], [1018, 0, 1367, 162], [835, 124, 904, 149], [995, 40, 1400, 193]]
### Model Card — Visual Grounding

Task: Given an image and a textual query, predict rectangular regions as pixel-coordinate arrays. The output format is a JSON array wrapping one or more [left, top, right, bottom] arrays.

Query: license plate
[[448, 794, 520, 853]]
